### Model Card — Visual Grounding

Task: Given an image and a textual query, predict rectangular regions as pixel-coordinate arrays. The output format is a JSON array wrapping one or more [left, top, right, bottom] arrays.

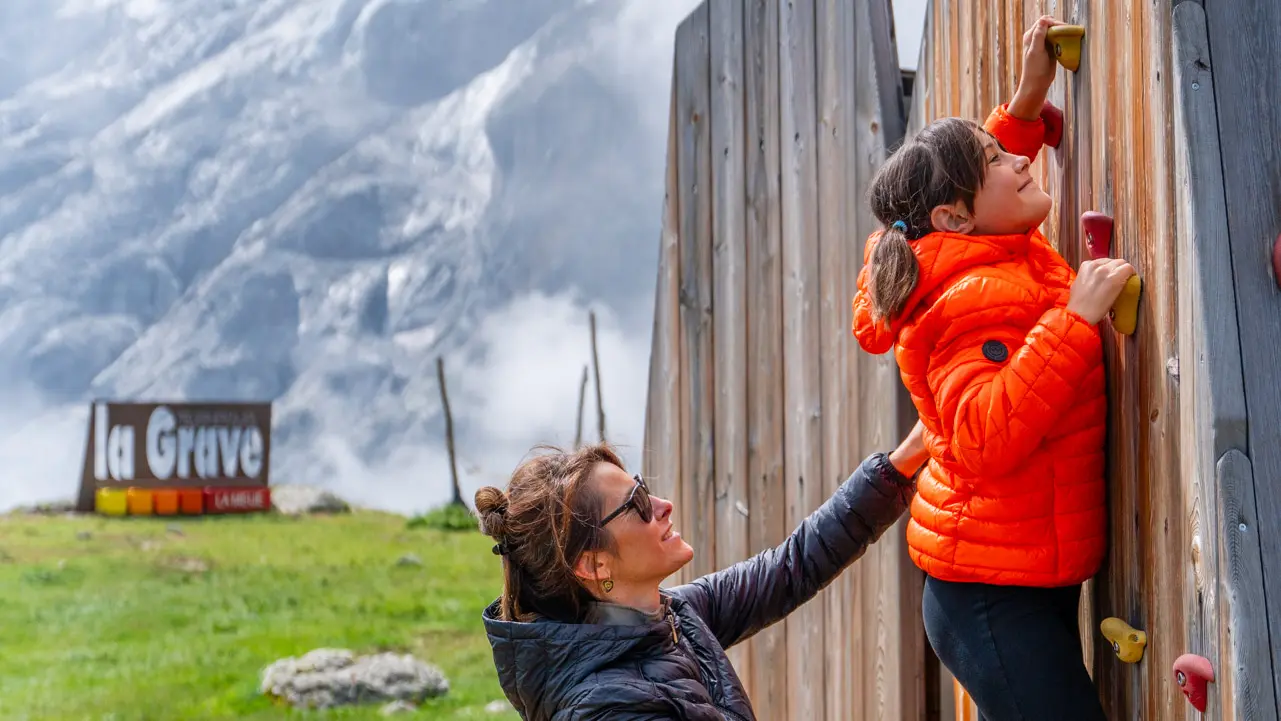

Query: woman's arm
[[666, 432, 924, 651]]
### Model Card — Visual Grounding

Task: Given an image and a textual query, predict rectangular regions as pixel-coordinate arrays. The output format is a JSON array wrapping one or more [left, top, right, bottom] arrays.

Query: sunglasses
[[599, 474, 653, 528]]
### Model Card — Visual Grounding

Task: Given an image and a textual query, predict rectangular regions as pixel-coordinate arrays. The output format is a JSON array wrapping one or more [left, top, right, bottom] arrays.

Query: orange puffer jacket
[[851, 104, 1107, 588]]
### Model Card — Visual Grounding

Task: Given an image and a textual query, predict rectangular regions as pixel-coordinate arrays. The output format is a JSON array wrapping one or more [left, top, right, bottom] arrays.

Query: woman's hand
[[889, 419, 929, 478], [1066, 258, 1138, 324], [1008, 15, 1063, 121]]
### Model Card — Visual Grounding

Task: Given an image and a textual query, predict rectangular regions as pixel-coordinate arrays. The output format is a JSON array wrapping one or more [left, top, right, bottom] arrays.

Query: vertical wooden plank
[[854, 1, 920, 718], [1090, 0, 1140, 712], [1173, 7, 1273, 717], [846, 1, 876, 714], [1216, 451, 1278, 721], [708, 0, 752, 683], [648, 65, 686, 589], [815, 0, 849, 717], [957, 0, 973, 118], [778, 0, 824, 717], [743, 0, 787, 716], [1137, 0, 1184, 716], [675, 4, 716, 586], [1204, 0, 1281, 710]]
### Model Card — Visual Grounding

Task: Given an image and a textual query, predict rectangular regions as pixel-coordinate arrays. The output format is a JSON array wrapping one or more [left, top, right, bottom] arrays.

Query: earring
[[602, 578, 614, 593]]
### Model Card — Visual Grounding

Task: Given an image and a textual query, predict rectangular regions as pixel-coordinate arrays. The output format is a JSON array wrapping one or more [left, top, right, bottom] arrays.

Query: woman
[[477, 422, 928, 720]]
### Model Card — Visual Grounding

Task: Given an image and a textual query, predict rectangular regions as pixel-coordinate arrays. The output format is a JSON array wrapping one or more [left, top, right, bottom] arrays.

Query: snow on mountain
[[0, 0, 699, 511]]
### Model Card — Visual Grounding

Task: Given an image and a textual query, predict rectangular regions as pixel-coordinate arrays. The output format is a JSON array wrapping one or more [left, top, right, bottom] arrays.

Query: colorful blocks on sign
[[179, 489, 204, 515], [153, 489, 180, 516], [127, 488, 154, 516], [95, 487, 129, 516]]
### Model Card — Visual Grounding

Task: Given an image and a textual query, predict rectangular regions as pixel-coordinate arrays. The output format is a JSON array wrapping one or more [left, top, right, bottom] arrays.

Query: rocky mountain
[[0, 0, 694, 511]]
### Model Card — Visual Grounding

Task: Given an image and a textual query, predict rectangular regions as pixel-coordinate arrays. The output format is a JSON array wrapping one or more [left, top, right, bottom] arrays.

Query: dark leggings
[[923, 576, 1108, 721]]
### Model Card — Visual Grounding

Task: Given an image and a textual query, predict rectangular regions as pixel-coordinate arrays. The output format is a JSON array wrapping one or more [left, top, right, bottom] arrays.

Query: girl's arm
[[665, 441, 922, 651], [922, 298, 1102, 479], [985, 16, 1063, 162]]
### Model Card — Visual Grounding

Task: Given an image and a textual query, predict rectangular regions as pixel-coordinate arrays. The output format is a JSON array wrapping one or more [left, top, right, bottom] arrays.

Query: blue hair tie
[[891, 220, 908, 233]]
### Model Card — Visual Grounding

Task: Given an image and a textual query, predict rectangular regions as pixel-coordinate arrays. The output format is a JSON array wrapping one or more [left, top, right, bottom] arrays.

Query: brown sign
[[77, 401, 272, 512]]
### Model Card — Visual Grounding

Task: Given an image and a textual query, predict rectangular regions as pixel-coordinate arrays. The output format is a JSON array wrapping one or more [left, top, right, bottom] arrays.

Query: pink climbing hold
[[1080, 211, 1113, 260], [1173, 653, 1215, 713], [1041, 101, 1064, 149]]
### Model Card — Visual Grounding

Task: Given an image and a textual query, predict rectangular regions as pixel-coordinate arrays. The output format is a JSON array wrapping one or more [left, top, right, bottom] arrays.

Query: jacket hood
[[481, 598, 676, 720], [851, 227, 1042, 354]]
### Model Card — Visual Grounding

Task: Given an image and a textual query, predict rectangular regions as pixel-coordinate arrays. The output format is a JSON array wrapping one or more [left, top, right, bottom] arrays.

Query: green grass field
[[0, 507, 515, 720]]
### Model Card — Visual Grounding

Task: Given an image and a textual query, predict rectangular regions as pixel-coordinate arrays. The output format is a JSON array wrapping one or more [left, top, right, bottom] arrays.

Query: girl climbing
[[851, 15, 1134, 721]]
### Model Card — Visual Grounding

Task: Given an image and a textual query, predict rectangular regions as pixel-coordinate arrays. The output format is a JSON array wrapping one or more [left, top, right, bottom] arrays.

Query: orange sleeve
[[851, 232, 896, 355], [983, 103, 1045, 164], [925, 305, 1101, 478]]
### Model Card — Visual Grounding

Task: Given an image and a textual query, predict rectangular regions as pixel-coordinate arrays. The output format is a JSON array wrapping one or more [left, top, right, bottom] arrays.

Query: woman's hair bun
[[474, 486, 509, 537]]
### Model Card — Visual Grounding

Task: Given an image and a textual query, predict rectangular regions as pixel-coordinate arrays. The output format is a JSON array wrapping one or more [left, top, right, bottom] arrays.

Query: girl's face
[[965, 131, 1052, 235], [587, 462, 694, 590]]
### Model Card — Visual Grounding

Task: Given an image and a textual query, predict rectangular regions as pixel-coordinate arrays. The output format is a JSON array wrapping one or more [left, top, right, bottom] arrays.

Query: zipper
[[667, 608, 750, 721]]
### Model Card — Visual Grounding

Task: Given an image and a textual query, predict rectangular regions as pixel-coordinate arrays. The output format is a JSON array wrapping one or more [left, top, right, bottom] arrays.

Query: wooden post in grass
[[575, 364, 589, 448], [436, 356, 463, 507], [590, 311, 606, 443]]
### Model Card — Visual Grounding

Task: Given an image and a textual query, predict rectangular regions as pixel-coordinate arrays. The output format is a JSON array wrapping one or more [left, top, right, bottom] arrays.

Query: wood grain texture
[[647, 62, 684, 589], [904, 1, 1281, 719], [742, 0, 787, 715], [814, 1, 851, 717], [708, 0, 753, 683], [778, 0, 825, 717], [1172, 5, 1242, 718], [1204, 1, 1281, 710], [674, 4, 715, 587]]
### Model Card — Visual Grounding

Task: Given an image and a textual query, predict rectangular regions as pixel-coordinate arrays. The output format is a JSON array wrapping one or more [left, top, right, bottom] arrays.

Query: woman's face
[[591, 462, 694, 588]]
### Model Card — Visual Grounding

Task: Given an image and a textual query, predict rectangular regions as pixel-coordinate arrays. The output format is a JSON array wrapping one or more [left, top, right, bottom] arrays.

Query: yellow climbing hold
[[1111, 274, 1143, 336], [1046, 25, 1086, 72], [1101, 617, 1147, 663]]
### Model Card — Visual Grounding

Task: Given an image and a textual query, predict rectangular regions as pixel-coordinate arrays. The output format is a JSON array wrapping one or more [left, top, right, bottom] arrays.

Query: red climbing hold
[[1272, 232, 1281, 289], [1173, 654, 1215, 713], [1080, 211, 1113, 259], [1041, 101, 1064, 149]]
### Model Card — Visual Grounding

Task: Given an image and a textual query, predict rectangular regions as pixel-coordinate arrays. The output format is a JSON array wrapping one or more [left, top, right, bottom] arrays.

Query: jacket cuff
[[984, 103, 1046, 161], [865, 451, 916, 489]]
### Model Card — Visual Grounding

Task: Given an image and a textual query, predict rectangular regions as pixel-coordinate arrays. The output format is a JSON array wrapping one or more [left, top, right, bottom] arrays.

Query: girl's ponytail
[[865, 116, 988, 323], [868, 221, 920, 321]]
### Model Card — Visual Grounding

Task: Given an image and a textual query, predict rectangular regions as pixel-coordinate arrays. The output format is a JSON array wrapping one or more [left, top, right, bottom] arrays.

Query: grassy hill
[[0, 506, 515, 720]]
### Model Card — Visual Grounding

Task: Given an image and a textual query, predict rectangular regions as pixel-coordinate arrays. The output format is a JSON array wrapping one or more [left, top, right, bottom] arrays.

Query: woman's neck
[[600, 584, 662, 614]]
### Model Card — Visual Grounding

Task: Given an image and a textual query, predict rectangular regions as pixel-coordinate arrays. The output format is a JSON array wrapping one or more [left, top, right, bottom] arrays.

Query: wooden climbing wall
[[642, 0, 937, 718], [911, 1, 1281, 720]]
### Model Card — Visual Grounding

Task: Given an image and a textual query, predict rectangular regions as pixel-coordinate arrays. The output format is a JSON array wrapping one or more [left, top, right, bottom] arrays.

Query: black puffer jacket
[[482, 452, 915, 720]]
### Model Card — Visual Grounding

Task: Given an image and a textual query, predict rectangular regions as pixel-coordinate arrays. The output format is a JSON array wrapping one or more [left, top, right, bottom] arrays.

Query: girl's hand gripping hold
[[1010, 16, 1063, 120], [1067, 258, 1138, 324]]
